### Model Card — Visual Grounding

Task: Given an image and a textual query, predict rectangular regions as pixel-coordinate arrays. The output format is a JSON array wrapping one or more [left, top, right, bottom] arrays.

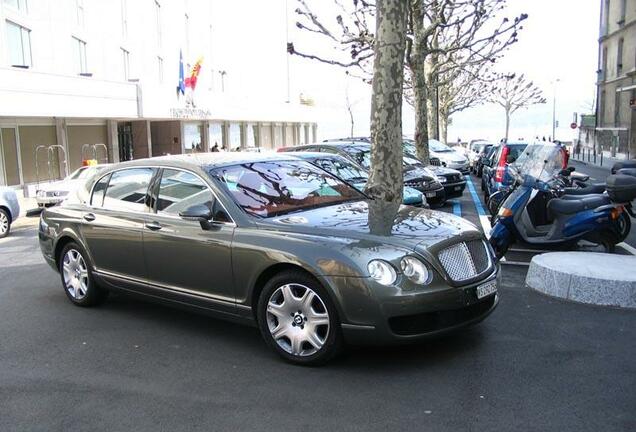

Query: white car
[[36, 164, 109, 207], [429, 139, 470, 173], [0, 187, 20, 238]]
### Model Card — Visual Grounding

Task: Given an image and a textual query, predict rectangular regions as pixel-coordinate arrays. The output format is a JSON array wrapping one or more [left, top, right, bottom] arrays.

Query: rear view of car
[[482, 141, 527, 200], [0, 187, 20, 238]]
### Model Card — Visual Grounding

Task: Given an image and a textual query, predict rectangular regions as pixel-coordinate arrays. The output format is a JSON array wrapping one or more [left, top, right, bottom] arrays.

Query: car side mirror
[[179, 204, 215, 230]]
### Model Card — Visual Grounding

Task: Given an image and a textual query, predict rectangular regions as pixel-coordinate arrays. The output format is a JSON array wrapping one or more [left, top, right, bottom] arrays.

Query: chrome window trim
[[88, 165, 237, 227]]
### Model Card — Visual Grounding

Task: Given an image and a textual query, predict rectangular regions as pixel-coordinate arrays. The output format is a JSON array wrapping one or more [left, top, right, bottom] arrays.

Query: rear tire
[[0, 208, 10, 239], [59, 242, 108, 307], [256, 270, 343, 366], [616, 211, 631, 243]]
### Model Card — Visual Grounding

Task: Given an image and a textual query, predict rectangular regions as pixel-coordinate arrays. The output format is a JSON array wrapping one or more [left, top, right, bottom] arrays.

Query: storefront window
[[209, 122, 223, 151], [184, 122, 203, 153], [246, 123, 257, 148], [229, 123, 240, 151]]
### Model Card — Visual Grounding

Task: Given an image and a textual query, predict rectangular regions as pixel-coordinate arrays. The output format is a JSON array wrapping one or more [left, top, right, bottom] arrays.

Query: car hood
[[404, 166, 434, 181], [427, 166, 461, 176], [257, 200, 481, 251], [431, 151, 467, 164]]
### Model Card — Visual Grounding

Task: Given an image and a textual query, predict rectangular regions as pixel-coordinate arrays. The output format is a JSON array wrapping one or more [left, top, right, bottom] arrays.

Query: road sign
[[570, 122, 577, 129]]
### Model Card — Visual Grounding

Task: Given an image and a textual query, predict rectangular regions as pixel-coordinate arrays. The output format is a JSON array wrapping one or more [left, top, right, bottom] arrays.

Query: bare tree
[[365, 0, 407, 203], [490, 73, 546, 141]]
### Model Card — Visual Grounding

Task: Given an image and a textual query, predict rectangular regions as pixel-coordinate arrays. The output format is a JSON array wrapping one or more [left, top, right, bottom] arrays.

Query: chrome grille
[[438, 240, 491, 282]]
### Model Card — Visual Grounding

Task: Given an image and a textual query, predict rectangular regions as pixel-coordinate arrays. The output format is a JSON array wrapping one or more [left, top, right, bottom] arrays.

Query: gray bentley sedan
[[39, 153, 499, 365]]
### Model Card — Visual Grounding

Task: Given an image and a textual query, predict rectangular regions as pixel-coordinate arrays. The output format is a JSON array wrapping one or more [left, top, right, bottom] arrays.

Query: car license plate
[[426, 192, 437, 198], [476, 280, 497, 299], [454, 186, 462, 191]]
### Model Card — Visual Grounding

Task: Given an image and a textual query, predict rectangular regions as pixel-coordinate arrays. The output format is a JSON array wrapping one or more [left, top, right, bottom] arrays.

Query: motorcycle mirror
[[567, 166, 575, 172]]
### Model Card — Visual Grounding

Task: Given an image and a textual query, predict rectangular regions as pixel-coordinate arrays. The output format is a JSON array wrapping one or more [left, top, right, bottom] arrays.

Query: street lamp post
[[552, 78, 560, 141]]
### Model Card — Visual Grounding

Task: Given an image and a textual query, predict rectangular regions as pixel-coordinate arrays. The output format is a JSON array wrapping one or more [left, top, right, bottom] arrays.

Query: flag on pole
[[185, 57, 203, 91], [177, 50, 185, 97]]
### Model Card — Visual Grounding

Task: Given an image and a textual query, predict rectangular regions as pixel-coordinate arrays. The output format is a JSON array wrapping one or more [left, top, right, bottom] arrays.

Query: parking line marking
[[617, 242, 636, 256], [450, 200, 462, 217], [465, 176, 487, 216]]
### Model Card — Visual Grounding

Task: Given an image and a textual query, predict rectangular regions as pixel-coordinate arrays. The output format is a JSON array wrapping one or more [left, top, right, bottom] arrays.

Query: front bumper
[[417, 185, 446, 206], [36, 196, 64, 206], [333, 266, 501, 345], [443, 180, 467, 199], [444, 162, 470, 174]]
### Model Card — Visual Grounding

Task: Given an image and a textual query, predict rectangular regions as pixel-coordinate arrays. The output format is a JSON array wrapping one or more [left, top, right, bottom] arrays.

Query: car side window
[[91, 173, 111, 207], [156, 169, 214, 216], [101, 168, 154, 212]]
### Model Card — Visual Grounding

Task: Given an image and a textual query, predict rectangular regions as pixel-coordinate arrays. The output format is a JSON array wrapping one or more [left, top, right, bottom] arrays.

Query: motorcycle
[[489, 143, 636, 259]]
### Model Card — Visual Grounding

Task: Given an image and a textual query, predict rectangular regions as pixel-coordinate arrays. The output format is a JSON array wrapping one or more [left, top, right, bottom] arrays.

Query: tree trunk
[[409, 0, 430, 164], [365, 0, 407, 203], [504, 107, 510, 142], [439, 109, 448, 145], [425, 35, 439, 141]]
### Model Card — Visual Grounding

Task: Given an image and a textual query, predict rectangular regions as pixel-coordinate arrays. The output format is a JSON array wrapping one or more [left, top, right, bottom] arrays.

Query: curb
[[525, 252, 636, 309]]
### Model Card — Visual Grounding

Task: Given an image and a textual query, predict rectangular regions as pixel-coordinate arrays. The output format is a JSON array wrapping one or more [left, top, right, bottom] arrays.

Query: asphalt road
[[1, 217, 635, 431]]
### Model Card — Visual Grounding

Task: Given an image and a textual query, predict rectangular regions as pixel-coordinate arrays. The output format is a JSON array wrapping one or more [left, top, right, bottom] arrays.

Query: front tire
[[0, 208, 10, 238], [616, 211, 631, 243], [59, 242, 108, 307], [257, 271, 343, 366]]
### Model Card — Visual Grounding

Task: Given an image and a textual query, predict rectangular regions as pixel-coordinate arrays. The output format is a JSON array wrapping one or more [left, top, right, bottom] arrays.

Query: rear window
[[101, 168, 154, 212], [507, 144, 527, 162]]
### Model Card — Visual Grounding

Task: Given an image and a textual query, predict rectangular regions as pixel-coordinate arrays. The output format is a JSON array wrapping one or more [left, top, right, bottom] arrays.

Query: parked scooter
[[489, 143, 636, 259]]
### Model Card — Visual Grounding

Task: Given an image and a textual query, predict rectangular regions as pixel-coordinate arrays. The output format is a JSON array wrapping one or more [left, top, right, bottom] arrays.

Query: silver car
[[429, 139, 470, 173], [0, 187, 20, 238]]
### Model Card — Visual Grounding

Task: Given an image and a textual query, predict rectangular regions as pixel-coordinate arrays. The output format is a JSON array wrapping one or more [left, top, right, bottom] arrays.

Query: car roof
[[103, 152, 300, 172]]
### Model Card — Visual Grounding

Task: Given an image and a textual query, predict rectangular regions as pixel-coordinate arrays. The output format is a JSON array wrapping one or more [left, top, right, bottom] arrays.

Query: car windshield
[[310, 157, 368, 183], [513, 143, 566, 182], [429, 140, 453, 152], [211, 160, 365, 218]]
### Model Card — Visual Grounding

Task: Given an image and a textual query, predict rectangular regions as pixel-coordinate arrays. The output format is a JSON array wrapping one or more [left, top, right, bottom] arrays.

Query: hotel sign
[[170, 107, 211, 119]]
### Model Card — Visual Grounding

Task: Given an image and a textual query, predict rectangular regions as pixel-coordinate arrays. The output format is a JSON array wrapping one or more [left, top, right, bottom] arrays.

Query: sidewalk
[[570, 151, 632, 170]]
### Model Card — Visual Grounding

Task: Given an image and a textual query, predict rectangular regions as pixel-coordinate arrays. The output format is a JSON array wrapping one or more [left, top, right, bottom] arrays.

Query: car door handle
[[145, 221, 162, 231], [83, 213, 95, 222]]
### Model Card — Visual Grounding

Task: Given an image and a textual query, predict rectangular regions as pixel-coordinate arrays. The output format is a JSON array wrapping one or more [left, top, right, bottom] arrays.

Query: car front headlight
[[437, 176, 447, 183], [400, 256, 431, 285], [368, 260, 397, 285]]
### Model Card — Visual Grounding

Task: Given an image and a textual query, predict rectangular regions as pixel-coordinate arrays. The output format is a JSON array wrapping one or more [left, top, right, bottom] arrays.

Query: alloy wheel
[[62, 249, 89, 300], [0, 211, 8, 235], [265, 283, 330, 357]]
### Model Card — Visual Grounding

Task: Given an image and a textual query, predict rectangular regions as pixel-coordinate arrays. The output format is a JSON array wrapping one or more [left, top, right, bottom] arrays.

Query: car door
[[80, 167, 156, 280], [142, 168, 236, 310]]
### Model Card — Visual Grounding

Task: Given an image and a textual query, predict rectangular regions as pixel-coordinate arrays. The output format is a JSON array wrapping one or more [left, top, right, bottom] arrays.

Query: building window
[[601, 46, 608, 80], [616, 38, 623, 76], [603, 0, 610, 35], [120, 0, 127, 38], [6, 21, 32, 68], [614, 91, 621, 126], [76, 0, 85, 27], [121, 48, 130, 80], [154, 0, 162, 48], [3, 0, 27, 13], [619, 0, 626, 24], [157, 56, 163, 83], [600, 90, 606, 124], [73, 37, 88, 74]]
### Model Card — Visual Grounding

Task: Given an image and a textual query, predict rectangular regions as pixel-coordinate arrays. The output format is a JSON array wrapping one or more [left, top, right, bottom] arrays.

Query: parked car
[[470, 142, 495, 176], [428, 139, 470, 173], [402, 140, 467, 198], [481, 141, 528, 201], [36, 164, 110, 207], [39, 153, 499, 365], [0, 187, 20, 238], [279, 141, 447, 206], [291, 152, 425, 206]]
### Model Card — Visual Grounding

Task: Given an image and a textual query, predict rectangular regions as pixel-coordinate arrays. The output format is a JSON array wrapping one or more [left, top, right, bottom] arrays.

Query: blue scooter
[[489, 143, 634, 259]]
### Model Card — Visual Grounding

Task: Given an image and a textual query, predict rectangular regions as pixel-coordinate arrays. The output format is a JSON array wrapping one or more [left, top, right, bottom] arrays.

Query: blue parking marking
[[450, 200, 461, 217], [465, 176, 487, 216]]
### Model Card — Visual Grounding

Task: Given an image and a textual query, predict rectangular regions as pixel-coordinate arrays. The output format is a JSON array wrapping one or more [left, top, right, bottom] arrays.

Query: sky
[[212, 0, 601, 143]]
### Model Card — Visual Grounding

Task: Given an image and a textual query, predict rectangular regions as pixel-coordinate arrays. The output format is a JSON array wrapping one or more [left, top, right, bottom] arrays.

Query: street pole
[[285, 0, 291, 103], [552, 78, 560, 141]]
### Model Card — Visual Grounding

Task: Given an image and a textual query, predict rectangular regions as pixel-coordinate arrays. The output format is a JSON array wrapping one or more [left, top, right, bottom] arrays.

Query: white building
[[0, 0, 317, 190]]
